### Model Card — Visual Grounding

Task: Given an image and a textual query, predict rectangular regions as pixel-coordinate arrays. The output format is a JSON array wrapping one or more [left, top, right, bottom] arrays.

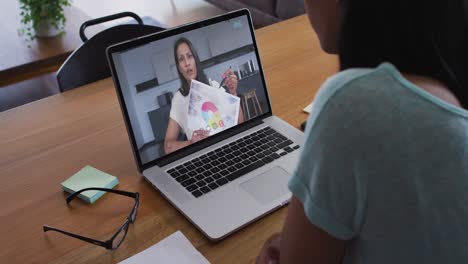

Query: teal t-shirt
[[289, 63, 468, 263]]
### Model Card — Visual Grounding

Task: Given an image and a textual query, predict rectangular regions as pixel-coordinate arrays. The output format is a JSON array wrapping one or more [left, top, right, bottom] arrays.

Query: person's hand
[[190, 129, 209, 144], [222, 68, 238, 95], [256, 233, 281, 264]]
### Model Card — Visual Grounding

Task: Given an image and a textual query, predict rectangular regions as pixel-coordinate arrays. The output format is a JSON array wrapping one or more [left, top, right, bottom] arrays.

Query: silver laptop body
[[107, 9, 304, 241]]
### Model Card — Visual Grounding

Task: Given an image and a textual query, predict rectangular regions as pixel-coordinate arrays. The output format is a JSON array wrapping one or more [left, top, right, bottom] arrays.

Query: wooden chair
[[56, 12, 165, 92], [240, 88, 263, 120]]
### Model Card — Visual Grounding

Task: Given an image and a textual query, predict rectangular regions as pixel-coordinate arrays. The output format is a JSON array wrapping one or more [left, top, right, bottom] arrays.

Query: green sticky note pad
[[61, 166, 119, 203]]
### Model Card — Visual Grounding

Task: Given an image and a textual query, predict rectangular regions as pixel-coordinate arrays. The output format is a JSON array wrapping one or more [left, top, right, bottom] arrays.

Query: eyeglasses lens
[[112, 224, 129, 249], [131, 201, 139, 222]]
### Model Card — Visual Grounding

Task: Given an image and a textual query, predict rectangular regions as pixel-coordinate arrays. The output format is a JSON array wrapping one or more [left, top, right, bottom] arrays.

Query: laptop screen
[[109, 11, 271, 169]]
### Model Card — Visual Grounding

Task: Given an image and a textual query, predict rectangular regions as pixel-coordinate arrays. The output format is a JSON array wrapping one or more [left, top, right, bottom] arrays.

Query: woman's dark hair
[[338, 0, 468, 107], [173, 37, 209, 96]]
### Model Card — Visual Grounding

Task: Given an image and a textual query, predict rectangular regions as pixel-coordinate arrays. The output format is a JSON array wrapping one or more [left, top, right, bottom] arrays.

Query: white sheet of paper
[[303, 102, 314, 114], [119, 231, 210, 264], [187, 80, 240, 136]]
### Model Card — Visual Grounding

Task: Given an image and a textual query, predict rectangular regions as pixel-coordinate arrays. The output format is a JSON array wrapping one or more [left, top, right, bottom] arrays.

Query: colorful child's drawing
[[187, 80, 240, 136], [201, 101, 224, 130]]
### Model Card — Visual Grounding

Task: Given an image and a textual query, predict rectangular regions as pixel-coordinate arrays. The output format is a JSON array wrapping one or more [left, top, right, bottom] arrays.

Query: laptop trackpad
[[240, 166, 291, 205]]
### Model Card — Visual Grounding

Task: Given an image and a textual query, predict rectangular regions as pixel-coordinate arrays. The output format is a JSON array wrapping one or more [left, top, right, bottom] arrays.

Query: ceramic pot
[[34, 19, 62, 38]]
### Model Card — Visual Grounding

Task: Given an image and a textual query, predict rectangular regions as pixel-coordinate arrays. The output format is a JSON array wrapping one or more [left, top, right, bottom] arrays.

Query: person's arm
[[164, 119, 190, 154], [222, 68, 245, 123], [164, 119, 209, 154], [280, 196, 346, 263], [238, 107, 244, 123], [257, 196, 345, 264]]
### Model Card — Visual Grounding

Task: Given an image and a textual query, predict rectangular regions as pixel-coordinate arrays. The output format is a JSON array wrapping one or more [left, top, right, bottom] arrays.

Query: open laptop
[[107, 9, 304, 240]]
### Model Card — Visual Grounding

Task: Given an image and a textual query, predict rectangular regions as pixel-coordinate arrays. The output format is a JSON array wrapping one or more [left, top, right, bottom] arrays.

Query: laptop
[[107, 9, 304, 241]]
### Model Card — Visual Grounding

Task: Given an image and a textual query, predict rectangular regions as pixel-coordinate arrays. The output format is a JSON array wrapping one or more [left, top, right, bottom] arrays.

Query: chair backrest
[[57, 12, 164, 92]]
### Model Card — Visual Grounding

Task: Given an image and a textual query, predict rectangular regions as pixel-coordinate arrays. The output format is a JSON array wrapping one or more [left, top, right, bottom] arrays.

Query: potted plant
[[19, 0, 72, 40]]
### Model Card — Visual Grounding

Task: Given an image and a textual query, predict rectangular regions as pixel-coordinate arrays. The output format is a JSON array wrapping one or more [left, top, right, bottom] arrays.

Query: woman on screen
[[164, 37, 244, 154]]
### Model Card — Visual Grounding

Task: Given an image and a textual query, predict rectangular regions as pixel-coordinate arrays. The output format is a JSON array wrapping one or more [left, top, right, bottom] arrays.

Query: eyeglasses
[[43, 188, 140, 250]]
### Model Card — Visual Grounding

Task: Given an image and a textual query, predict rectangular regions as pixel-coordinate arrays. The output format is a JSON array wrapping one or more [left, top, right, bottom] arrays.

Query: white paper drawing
[[187, 80, 240, 136]]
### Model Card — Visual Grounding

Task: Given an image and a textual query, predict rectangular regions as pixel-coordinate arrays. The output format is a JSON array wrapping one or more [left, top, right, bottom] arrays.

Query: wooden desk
[[0, 15, 337, 263], [0, 2, 99, 86]]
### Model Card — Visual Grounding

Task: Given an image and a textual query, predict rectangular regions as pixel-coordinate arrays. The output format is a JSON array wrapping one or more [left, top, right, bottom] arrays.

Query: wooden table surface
[[0, 1, 100, 86], [0, 15, 337, 263]]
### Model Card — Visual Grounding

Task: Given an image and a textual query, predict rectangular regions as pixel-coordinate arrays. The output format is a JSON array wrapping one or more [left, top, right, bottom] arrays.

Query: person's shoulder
[[305, 63, 403, 138], [322, 67, 376, 94], [173, 90, 183, 98], [312, 63, 399, 115], [171, 90, 186, 103]]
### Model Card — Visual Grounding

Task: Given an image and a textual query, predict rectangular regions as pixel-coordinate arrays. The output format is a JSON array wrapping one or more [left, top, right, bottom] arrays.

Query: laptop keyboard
[[166, 126, 300, 198]]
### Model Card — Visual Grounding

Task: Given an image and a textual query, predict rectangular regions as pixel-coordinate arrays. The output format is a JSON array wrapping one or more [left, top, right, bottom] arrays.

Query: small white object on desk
[[119, 231, 210, 264], [303, 102, 314, 114]]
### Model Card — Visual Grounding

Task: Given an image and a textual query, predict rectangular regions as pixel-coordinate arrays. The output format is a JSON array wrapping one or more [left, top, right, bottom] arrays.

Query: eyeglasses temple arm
[[43, 225, 109, 249], [66, 188, 138, 203]]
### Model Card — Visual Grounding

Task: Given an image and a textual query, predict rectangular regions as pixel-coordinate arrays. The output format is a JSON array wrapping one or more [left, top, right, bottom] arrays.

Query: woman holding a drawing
[[164, 37, 244, 154]]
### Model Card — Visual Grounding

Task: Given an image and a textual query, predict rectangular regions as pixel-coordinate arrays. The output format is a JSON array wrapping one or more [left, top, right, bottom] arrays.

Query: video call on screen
[[112, 15, 269, 164]]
